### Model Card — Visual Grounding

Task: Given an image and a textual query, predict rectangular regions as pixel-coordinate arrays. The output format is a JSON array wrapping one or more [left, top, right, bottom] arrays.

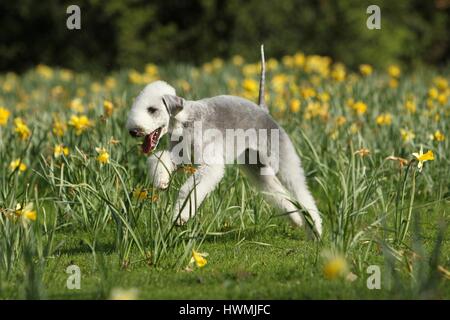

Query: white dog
[[126, 50, 322, 237]]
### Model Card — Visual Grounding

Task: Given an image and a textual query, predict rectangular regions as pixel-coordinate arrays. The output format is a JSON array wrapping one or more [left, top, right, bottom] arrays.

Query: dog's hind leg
[[242, 163, 305, 227], [173, 164, 225, 225]]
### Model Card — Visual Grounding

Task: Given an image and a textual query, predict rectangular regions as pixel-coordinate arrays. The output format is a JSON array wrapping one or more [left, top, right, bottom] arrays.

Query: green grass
[[0, 58, 449, 299]]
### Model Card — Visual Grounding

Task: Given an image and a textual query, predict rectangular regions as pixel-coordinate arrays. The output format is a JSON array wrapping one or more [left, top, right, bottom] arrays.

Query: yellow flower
[[110, 288, 139, 300], [103, 100, 114, 117], [191, 250, 208, 268], [242, 78, 258, 93], [331, 63, 346, 82], [376, 113, 392, 126], [389, 78, 398, 88], [15, 203, 37, 221], [335, 115, 347, 127], [68, 115, 92, 135], [14, 117, 31, 140], [412, 146, 434, 172], [52, 118, 67, 137], [352, 101, 367, 115], [400, 129, 415, 143], [54, 144, 69, 158], [387, 65, 401, 78], [69, 98, 85, 113], [10, 159, 27, 172], [437, 93, 448, 106], [433, 130, 445, 142], [289, 99, 301, 113], [354, 148, 370, 157], [359, 64, 373, 76], [36, 64, 53, 79], [433, 76, 448, 91], [428, 87, 438, 99], [183, 165, 197, 174], [96, 147, 110, 164], [232, 55, 244, 66], [404, 100, 416, 113], [0, 107, 11, 126], [145, 63, 159, 77], [300, 87, 316, 99], [133, 187, 148, 200], [322, 250, 348, 280]]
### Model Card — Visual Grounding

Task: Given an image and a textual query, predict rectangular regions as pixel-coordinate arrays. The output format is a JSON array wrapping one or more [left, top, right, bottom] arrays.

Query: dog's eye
[[147, 107, 157, 114]]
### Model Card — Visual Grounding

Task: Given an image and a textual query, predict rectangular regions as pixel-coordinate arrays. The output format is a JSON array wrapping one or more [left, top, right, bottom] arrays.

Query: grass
[[0, 56, 449, 299]]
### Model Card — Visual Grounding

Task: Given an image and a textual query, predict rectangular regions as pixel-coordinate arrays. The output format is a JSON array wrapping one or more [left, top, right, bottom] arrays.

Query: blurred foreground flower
[[110, 288, 139, 300], [0, 107, 11, 126], [359, 64, 373, 76], [412, 146, 434, 172], [103, 100, 114, 117], [322, 250, 349, 280], [10, 159, 27, 173]]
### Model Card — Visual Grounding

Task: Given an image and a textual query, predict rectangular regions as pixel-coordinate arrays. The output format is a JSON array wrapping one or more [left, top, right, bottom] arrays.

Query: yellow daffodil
[[133, 187, 148, 200], [14, 117, 31, 140], [15, 203, 37, 221], [354, 148, 370, 157], [331, 63, 346, 82], [232, 55, 244, 66], [352, 101, 367, 115], [428, 87, 438, 99], [387, 65, 401, 78], [95, 147, 110, 164], [335, 115, 347, 126], [54, 144, 69, 158], [389, 78, 399, 88], [289, 99, 301, 113], [69, 98, 85, 113], [10, 159, 27, 172], [376, 113, 392, 126], [433, 76, 448, 91], [69, 115, 92, 135], [433, 130, 445, 142], [0, 107, 11, 126], [400, 129, 415, 143], [412, 146, 434, 172], [404, 100, 416, 113], [52, 118, 67, 137], [359, 64, 373, 76], [191, 250, 208, 268], [103, 100, 114, 117], [36, 64, 53, 79]]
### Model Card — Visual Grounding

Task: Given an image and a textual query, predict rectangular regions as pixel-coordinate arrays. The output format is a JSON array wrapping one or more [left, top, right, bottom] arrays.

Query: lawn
[[0, 55, 448, 299]]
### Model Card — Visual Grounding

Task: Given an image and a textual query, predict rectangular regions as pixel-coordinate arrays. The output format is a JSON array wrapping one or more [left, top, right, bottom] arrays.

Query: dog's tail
[[258, 44, 268, 111]]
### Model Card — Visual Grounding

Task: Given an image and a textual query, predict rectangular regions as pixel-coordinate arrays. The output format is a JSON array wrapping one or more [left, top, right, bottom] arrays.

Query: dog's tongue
[[142, 134, 153, 154]]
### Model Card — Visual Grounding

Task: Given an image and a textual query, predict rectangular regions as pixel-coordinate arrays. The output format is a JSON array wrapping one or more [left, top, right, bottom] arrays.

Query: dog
[[126, 48, 322, 237]]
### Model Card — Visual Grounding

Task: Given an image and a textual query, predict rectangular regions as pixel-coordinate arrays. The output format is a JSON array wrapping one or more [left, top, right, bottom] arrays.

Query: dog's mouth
[[142, 127, 162, 154]]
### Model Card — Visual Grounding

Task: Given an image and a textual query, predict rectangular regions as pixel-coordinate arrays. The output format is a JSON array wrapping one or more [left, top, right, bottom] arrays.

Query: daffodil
[[133, 187, 148, 200], [433, 130, 445, 142], [15, 203, 37, 221], [376, 113, 392, 126], [400, 129, 415, 143], [96, 147, 110, 164], [69, 115, 92, 135], [69, 98, 85, 113], [354, 148, 370, 157], [352, 101, 367, 115], [0, 107, 11, 126], [359, 64, 373, 76], [52, 118, 67, 137], [412, 146, 434, 172], [10, 159, 27, 173], [103, 100, 114, 117], [191, 250, 208, 268], [404, 100, 416, 113], [387, 65, 401, 78], [289, 99, 301, 113], [14, 117, 31, 140], [232, 55, 244, 66], [54, 144, 69, 158]]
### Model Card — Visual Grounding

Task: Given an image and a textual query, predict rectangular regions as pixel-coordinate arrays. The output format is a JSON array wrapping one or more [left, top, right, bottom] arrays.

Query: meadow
[[0, 54, 448, 299]]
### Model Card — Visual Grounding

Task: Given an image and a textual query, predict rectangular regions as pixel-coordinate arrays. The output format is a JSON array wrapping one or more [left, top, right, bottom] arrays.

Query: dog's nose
[[129, 129, 142, 137]]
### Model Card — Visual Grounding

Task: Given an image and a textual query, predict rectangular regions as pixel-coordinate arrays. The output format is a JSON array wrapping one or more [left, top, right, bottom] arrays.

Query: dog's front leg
[[173, 164, 225, 225], [147, 150, 176, 189]]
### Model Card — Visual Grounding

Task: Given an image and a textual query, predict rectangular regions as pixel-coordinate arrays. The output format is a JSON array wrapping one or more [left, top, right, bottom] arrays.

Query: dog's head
[[126, 80, 184, 154]]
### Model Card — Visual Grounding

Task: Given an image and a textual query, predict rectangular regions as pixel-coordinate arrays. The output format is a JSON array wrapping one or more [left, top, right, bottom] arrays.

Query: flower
[[183, 165, 197, 174], [376, 113, 392, 126], [191, 250, 208, 268], [54, 144, 69, 158], [322, 250, 348, 280], [232, 55, 244, 66], [289, 99, 301, 113], [103, 100, 114, 117], [14, 117, 31, 140], [335, 115, 347, 127], [412, 146, 434, 172], [354, 148, 370, 157], [0, 107, 11, 126], [133, 187, 148, 200], [68, 115, 92, 135], [352, 101, 367, 115], [400, 129, 415, 143], [69, 98, 85, 113], [428, 87, 439, 99], [387, 65, 401, 78], [359, 64, 373, 76], [10, 159, 27, 172], [110, 288, 139, 300], [15, 203, 37, 221], [95, 147, 110, 164], [389, 78, 399, 88], [53, 118, 67, 137], [404, 100, 416, 113], [432, 130, 445, 142]]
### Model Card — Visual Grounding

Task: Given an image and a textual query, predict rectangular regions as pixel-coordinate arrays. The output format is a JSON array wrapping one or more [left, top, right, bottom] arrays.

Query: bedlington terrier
[[126, 47, 322, 237]]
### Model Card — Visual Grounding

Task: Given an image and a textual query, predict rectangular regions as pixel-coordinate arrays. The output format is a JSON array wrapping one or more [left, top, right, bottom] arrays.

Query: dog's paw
[[153, 177, 170, 190], [173, 215, 188, 226]]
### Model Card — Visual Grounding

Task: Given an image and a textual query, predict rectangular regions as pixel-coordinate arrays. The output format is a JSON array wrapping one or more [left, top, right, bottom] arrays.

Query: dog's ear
[[162, 95, 184, 116]]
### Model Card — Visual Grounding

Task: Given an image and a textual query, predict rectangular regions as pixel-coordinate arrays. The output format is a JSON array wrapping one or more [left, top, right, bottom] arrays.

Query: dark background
[[1, 0, 449, 72]]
